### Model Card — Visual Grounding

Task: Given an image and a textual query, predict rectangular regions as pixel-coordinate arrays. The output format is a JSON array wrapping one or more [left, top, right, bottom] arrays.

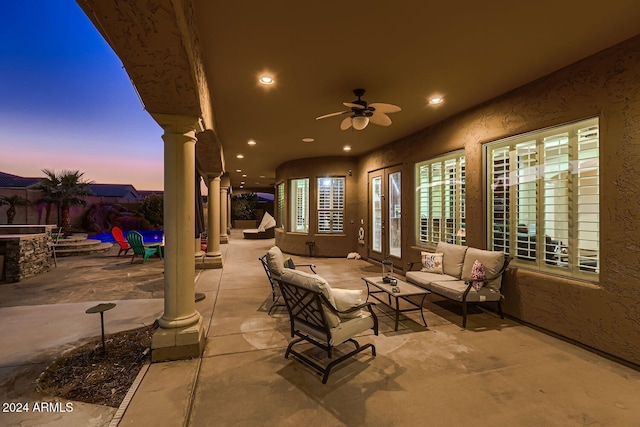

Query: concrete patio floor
[[1, 230, 640, 426]]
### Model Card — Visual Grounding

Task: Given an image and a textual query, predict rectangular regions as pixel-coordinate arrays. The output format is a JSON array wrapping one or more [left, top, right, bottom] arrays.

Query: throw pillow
[[471, 259, 486, 291], [421, 252, 444, 274], [332, 288, 365, 319], [284, 257, 296, 269]]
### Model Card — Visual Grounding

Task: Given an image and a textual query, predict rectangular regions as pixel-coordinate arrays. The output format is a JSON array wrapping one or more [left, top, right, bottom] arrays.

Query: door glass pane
[[388, 172, 401, 257], [372, 176, 382, 252]]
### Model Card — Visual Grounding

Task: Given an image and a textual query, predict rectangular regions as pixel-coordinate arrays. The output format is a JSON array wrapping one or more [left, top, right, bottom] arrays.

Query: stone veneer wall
[[2, 234, 53, 282], [0, 225, 55, 283], [353, 35, 640, 366]]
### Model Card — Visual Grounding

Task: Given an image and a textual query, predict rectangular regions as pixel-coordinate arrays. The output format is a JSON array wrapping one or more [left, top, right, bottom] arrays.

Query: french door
[[369, 166, 402, 264]]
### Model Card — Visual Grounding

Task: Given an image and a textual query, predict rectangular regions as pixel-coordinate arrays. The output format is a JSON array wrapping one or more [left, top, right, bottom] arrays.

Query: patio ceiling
[[78, 0, 640, 190]]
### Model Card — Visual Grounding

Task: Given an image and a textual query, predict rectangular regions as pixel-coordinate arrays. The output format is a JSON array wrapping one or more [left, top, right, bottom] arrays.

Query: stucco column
[[151, 115, 205, 361], [220, 185, 229, 244], [205, 175, 223, 268]]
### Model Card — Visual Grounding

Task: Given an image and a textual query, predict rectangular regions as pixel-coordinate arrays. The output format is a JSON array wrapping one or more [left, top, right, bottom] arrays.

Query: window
[[487, 117, 599, 280], [289, 178, 309, 233], [317, 177, 345, 233], [276, 182, 285, 228], [415, 151, 466, 247]]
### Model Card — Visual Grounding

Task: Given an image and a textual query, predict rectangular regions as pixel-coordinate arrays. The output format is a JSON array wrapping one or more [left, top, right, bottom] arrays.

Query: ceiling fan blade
[[340, 116, 352, 130], [370, 111, 392, 126], [343, 102, 365, 109], [369, 103, 401, 114], [316, 111, 349, 120]]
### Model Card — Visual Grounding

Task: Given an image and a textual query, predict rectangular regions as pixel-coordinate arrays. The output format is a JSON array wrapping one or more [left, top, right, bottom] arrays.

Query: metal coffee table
[[362, 277, 429, 331]]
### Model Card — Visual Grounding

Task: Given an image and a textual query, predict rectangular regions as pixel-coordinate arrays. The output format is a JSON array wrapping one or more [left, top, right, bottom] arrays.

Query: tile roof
[[0, 172, 40, 188]]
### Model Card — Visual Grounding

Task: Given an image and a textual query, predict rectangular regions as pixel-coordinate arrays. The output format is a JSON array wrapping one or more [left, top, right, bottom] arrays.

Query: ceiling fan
[[316, 88, 401, 131]]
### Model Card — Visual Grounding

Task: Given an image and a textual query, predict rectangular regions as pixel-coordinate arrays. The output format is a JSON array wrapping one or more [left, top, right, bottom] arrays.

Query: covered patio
[[2, 230, 639, 425]]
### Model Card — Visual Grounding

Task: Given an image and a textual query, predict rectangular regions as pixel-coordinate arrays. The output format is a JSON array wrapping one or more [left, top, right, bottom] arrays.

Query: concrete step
[[54, 239, 104, 251], [55, 242, 113, 257], [54, 233, 90, 244]]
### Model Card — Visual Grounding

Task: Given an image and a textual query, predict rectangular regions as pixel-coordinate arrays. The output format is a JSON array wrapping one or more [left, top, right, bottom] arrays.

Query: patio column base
[[151, 316, 205, 362], [198, 254, 223, 269]]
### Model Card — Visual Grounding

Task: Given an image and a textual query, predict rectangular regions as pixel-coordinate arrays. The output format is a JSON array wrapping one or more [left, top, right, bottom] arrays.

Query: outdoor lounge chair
[[111, 226, 131, 256], [260, 246, 316, 314], [275, 269, 378, 384], [125, 230, 162, 264], [243, 212, 276, 239]]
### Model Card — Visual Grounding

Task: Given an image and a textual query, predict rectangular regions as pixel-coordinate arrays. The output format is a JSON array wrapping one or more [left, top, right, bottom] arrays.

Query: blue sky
[[0, 1, 164, 190]]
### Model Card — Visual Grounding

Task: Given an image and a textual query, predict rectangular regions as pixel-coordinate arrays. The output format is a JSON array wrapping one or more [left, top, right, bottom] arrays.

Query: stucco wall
[[355, 35, 640, 365], [274, 36, 640, 365], [275, 156, 358, 257]]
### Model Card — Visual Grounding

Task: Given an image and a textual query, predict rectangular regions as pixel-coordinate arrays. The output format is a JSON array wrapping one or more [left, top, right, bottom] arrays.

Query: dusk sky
[[0, 1, 165, 190]]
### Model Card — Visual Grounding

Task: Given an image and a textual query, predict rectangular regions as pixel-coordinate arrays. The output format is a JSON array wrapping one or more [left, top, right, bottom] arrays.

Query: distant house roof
[[0, 172, 40, 188], [138, 190, 164, 198], [90, 184, 141, 200]]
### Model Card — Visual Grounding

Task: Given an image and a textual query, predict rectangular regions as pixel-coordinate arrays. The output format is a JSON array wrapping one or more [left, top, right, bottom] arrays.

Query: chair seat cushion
[[296, 312, 374, 346]]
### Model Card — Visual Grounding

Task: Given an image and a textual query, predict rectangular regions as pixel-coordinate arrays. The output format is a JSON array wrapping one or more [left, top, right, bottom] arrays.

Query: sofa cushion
[[405, 270, 458, 291], [421, 251, 444, 273], [266, 246, 285, 276], [436, 241, 468, 278], [430, 280, 502, 303], [280, 269, 340, 328], [470, 260, 486, 291], [461, 248, 505, 291]]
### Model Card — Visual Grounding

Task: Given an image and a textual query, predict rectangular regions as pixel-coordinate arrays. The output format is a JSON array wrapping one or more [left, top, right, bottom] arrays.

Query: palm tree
[[0, 195, 32, 224], [32, 169, 60, 225], [32, 169, 94, 233]]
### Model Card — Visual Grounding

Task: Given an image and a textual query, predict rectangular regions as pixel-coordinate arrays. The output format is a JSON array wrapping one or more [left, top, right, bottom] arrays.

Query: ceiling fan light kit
[[352, 116, 370, 130], [316, 88, 401, 131]]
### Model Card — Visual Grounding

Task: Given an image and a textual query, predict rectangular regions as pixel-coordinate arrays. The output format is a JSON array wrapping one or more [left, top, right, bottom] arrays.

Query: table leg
[[394, 296, 400, 331], [419, 293, 428, 328]]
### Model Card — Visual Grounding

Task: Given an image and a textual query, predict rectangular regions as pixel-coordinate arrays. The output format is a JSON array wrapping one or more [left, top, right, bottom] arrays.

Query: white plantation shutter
[[290, 178, 308, 233], [415, 151, 465, 247], [487, 117, 599, 280], [276, 183, 285, 228], [317, 177, 344, 233]]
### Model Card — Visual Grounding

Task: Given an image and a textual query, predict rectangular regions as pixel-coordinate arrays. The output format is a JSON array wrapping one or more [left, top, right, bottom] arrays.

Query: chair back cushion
[[280, 269, 340, 328], [266, 246, 285, 276], [436, 241, 468, 279]]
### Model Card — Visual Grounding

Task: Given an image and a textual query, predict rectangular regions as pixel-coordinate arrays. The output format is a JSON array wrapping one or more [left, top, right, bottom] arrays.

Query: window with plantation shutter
[[487, 117, 599, 281], [276, 182, 285, 228], [317, 177, 345, 233], [415, 151, 466, 247], [289, 178, 309, 233]]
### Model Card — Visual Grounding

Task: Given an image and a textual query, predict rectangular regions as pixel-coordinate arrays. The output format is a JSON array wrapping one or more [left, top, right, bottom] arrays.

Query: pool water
[[90, 230, 164, 244]]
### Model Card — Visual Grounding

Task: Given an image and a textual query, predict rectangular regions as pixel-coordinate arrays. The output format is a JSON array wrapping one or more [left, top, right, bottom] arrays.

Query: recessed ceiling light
[[242, 174, 247, 177], [236, 169, 242, 173], [429, 96, 444, 105], [259, 175, 266, 178], [248, 140, 256, 146], [236, 154, 244, 159], [302, 138, 314, 143], [343, 145, 351, 151], [259, 75, 274, 85]]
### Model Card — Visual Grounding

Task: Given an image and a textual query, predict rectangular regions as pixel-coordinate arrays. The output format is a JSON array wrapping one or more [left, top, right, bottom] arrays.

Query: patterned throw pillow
[[471, 259, 486, 291], [421, 252, 444, 274]]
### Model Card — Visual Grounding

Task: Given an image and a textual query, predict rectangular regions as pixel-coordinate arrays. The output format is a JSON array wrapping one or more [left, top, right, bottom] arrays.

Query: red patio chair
[[111, 226, 131, 256]]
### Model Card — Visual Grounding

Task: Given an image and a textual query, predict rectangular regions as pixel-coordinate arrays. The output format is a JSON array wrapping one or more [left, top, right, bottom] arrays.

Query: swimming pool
[[90, 229, 164, 244]]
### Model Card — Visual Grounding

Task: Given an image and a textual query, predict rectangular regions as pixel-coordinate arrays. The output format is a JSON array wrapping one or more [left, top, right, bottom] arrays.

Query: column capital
[[151, 113, 203, 134]]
